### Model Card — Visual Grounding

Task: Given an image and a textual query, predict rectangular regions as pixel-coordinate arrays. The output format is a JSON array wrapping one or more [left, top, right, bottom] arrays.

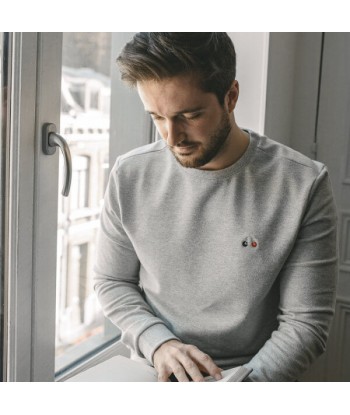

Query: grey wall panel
[[327, 298, 350, 381], [264, 33, 322, 158], [310, 33, 350, 381], [109, 33, 152, 170], [290, 33, 323, 159], [264, 33, 297, 146]]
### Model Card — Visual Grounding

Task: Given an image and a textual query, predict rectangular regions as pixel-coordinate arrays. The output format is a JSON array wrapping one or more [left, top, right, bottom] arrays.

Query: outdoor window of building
[[55, 33, 119, 374]]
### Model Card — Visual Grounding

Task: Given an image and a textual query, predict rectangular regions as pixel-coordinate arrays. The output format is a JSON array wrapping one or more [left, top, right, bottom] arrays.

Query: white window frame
[[3, 32, 41, 381], [3, 32, 152, 381]]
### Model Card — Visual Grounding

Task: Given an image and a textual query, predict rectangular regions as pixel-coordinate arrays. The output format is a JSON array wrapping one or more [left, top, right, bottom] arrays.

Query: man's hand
[[153, 339, 223, 382]]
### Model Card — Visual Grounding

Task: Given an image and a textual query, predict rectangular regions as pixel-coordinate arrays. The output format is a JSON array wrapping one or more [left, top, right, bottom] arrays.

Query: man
[[93, 33, 338, 381]]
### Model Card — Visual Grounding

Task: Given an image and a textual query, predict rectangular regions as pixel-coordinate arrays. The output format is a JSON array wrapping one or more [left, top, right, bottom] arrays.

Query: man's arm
[[93, 159, 179, 362], [93, 159, 222, 381], [245, 166, 338, 381]]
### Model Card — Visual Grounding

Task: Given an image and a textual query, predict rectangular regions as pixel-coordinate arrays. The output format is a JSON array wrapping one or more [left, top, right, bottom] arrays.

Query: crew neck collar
[[170, 129, 258, 180]]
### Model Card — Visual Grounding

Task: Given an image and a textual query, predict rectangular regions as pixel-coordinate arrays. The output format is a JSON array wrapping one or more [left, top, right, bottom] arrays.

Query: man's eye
[[184, 113, 202, 120], [152, 116, 164, 121]]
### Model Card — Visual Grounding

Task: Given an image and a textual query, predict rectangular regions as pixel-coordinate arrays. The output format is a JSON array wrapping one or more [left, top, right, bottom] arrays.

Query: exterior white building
[[55, 66, 111, 358]]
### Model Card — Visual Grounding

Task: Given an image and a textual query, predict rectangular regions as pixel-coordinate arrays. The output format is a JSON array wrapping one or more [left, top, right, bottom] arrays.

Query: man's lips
[[174, 144, 197, 153]]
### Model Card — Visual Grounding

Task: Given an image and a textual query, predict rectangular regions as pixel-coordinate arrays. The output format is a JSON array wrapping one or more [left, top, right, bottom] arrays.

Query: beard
[[168, 111, 232, 169]]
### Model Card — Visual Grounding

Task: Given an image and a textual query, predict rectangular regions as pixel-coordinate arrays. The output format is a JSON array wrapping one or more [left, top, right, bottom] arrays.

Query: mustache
[[167, 140, 197, 148]]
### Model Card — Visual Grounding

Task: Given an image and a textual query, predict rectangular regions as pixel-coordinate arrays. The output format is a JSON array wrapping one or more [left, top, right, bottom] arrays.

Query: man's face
[[137, 74, 235, 169]]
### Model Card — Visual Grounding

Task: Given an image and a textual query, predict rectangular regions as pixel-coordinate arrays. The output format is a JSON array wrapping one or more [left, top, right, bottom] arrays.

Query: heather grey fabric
[[93, 129, 338, 381]]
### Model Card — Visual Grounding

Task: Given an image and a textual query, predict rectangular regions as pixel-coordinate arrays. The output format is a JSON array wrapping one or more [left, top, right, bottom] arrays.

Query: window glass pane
[[55, 33, 119, 374]]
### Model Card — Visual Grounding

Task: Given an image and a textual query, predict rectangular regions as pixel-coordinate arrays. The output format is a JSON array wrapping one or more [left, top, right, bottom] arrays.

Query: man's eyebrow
[[147, 107, 205, 116], [174, 107, 205, 114]]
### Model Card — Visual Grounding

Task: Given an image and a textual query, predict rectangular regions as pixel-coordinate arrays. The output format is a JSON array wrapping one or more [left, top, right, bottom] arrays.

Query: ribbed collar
[[168, 129, 258, 181]]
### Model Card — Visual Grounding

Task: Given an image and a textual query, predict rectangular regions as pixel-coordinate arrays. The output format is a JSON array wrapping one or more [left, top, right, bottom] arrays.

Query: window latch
[[42, 123, 72, 197]]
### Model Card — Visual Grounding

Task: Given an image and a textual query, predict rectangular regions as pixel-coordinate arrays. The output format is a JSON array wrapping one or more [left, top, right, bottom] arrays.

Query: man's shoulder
[[111, 140, 168, 176], [118, 140, 167, 165], [252, 130, 325, 176]]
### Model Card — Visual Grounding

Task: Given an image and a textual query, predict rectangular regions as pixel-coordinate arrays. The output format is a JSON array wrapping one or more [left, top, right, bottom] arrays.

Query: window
[[2, 32, 151, 381], [55, 33, 120, 375]]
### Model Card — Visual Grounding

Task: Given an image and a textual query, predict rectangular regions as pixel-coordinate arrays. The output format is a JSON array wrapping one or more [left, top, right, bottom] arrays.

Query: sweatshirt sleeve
[[93, 158, 179, 364], [245, 166, 338, 381]]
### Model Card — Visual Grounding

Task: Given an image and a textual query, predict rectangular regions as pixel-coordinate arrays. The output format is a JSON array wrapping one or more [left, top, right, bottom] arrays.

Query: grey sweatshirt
[[93, 129, 338, 381]]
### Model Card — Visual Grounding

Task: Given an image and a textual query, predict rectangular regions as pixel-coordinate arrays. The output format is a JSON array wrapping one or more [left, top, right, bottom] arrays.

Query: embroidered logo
[[242, 236, 258, 248]]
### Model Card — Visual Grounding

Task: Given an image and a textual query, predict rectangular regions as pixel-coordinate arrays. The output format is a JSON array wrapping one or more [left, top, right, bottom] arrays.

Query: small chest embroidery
[[242, 236, 258, 248]]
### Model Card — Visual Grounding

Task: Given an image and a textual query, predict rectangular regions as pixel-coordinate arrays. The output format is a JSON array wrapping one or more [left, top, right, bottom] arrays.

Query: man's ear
[[225, 80, 239, 113]]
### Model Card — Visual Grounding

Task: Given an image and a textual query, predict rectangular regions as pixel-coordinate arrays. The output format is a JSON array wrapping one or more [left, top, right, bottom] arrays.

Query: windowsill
[[55, 336, 129, 381]]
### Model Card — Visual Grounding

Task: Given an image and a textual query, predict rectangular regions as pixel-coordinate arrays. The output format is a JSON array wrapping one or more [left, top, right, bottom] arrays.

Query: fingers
[[154, 342, 222, 382], [189, 346, 223, 381], [177, 353, 206, 382], [157, 357, 201, 382], [158, 359, 191, 382]]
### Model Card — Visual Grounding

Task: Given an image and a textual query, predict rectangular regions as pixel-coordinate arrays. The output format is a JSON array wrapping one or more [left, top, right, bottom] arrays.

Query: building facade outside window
[[55, 33, 120, 373]]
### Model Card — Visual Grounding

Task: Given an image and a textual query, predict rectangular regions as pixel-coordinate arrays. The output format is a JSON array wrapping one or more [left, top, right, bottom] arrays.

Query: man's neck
[[199, 126, 250, 171]]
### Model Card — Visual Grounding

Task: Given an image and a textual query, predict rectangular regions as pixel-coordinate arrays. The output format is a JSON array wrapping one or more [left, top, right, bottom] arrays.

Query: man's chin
[[172, 151, 208, 169]]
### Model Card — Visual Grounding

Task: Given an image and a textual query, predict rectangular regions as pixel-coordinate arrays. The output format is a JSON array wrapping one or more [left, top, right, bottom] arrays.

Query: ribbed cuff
[[138, 323, 180, 365]]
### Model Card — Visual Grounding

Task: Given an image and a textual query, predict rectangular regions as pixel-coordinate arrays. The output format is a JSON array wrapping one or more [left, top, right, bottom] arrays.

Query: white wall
[[228, 32, 270, 134]]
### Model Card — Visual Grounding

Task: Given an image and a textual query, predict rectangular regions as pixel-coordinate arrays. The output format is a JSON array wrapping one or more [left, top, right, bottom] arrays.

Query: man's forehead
[[137, 76, 216, 115]]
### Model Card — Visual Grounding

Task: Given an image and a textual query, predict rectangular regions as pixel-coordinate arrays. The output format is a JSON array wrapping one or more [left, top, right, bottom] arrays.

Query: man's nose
[[165, 119, 185, 147]]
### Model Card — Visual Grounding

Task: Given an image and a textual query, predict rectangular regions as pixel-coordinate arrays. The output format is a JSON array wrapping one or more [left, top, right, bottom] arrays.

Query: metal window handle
[[42, 123, 72, 197]]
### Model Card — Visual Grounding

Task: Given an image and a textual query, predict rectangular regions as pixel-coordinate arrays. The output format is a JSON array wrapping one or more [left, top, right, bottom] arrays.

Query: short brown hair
[[116, 32, 236, 105]]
